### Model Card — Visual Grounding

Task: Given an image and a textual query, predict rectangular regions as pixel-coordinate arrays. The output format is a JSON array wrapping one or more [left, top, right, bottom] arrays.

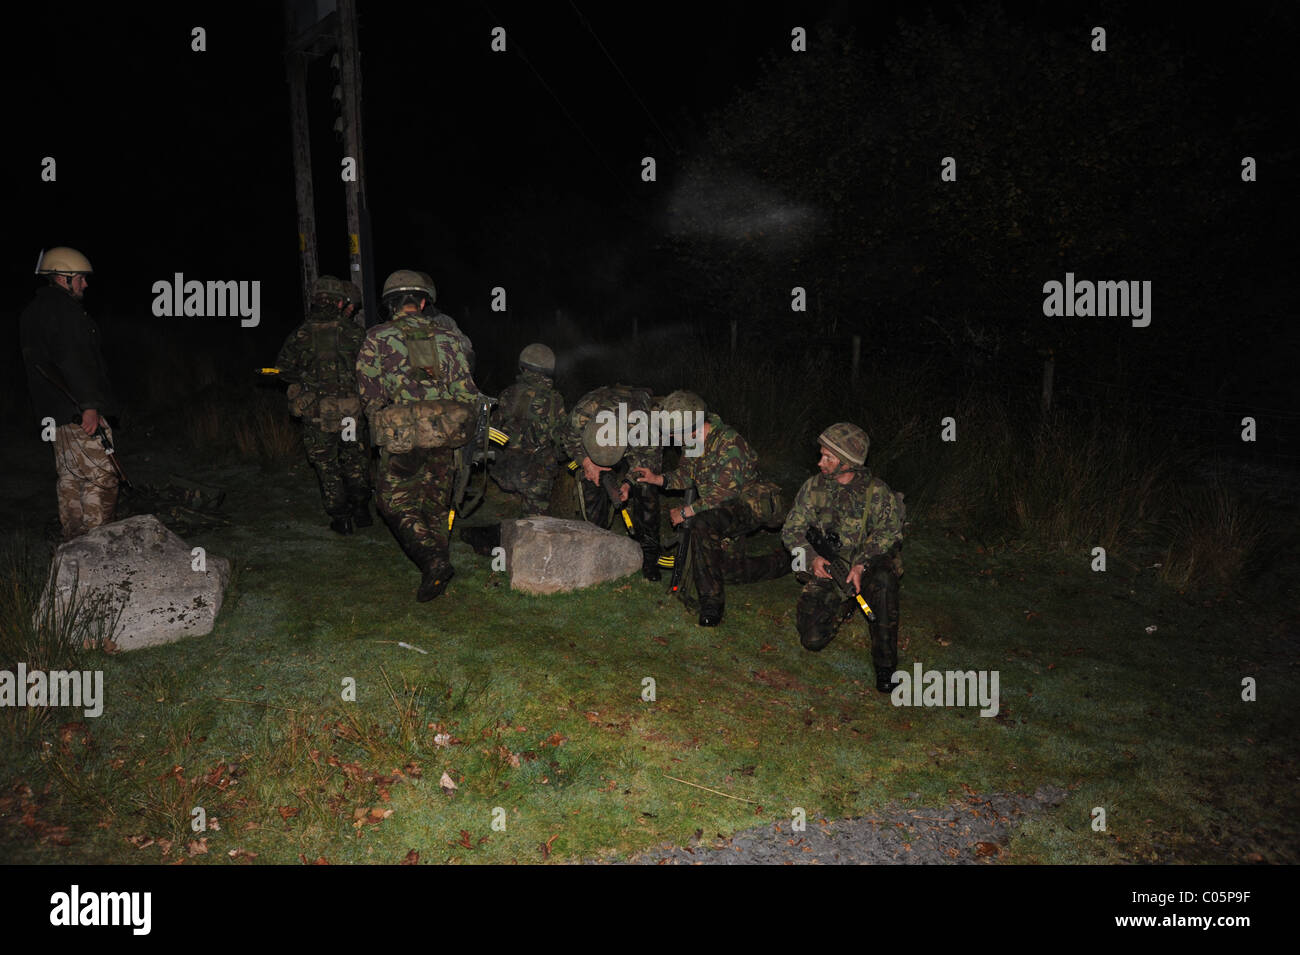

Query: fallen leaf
[[186, 838, 209, 857], [439, 772, 457, 794], [401, 849, 420, 865], [974, 842, 1000, 858]]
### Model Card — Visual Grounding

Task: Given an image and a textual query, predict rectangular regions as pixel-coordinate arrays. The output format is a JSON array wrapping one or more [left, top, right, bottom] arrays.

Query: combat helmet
[[311, 274, 359, 305], [660, 390, 707, 438], [381, 269, 437, 305], [519, 343, 555, 376], [583, 417, 626, 467], [35, 247, 93, 275], [818, 422, 869, 467]]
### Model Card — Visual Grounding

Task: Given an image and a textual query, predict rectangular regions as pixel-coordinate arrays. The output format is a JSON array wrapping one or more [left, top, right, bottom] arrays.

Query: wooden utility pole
[[284, 0, 373, 324], [284, 11, 318, 319], [336, 0, 371, 318]]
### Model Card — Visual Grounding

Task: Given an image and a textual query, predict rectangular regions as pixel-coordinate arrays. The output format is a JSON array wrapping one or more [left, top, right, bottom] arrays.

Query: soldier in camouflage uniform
[[782, 422, 905, 692], [633, 391, 789, 625], [275, 275, 372, 534], [355, 270, 480, 601], [491, 344, 566, 515], [558, 384, 664, 580]]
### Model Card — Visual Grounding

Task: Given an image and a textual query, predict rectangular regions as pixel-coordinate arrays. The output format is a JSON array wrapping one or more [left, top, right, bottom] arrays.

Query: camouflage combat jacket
[[660, 414, 758, 514], [355, 310, 479, 421], [276, 303, 368, 397], [559, 384, 656, 468], [498, 370, 566, 455], [782, 470, 905, 572]]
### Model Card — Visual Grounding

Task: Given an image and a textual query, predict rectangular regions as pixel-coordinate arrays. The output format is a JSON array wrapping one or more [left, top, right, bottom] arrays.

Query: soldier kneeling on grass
[[632, 390, 790, 626], [491, 343, 566, 516], [781, 422, 905, 693]]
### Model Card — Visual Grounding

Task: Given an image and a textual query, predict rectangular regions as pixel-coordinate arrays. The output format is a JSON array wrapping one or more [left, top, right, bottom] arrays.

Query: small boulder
[[48, 514, 231, 651], [500, 517, 641, 594]]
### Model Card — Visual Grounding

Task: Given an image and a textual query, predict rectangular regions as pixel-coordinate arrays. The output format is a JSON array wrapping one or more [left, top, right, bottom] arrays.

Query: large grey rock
[[48, 515, 231, 651], [500, 517, 641, 594]]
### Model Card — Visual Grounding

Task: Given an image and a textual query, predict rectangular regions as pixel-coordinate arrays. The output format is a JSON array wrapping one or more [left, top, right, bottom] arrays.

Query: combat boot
[[349, 492, 373, 528], [327, 507, 353, 535], [416, 558, 454, 602], [698, 598, 724, 627]]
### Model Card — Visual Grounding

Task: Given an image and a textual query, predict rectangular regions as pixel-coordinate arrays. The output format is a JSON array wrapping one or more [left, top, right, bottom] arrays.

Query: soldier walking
[[356, 270, 479, 601], [275, 275, 372, 534], [782, 423, 905, 692]]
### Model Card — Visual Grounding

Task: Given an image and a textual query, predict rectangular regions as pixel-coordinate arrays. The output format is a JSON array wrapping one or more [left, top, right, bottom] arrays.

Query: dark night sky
[[7, 0, 1298, 441]]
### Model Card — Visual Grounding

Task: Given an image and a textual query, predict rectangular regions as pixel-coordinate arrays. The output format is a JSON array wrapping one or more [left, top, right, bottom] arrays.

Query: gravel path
[[622, 785, 1070, 864]]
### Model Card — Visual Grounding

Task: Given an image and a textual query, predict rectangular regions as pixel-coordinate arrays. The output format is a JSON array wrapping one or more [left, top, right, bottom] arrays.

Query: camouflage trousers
[[376, 446, 455, 571], [796, 560, 901, 680], [301, 422, 371, 515], [491, 447, 558, 515], [580, 462, 661, 570], [54, 423, 119, 540], [686, 500, 790, 608]]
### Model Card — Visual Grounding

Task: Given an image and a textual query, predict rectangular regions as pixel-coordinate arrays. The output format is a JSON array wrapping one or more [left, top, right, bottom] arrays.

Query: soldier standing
[[275, 275, 372, 534], [355, 270, 479, 601], [632, 390, 789, 625], [19, 247, 120, 540], [558, 384, 664, 580], [491, 343, 566, 515], [781, 423, 905, 692]]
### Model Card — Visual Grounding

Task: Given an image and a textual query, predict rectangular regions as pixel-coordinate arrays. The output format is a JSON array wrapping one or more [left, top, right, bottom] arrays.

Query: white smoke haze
[[663, 163, 821, 251]]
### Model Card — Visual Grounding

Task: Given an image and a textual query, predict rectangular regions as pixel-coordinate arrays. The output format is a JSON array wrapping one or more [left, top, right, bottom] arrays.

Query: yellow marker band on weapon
[[448, 510, 456, 532], [657, 555, 675, 567], [567, 460, 579, 471], [621, 511, 634, 531], [257, 368, 281, 375], [855, 594, 874, 619], [488, 428, 509, 446]]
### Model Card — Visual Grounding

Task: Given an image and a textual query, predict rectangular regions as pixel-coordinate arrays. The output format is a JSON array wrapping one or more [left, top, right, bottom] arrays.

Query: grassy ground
[[2, 437, 1295, 865]]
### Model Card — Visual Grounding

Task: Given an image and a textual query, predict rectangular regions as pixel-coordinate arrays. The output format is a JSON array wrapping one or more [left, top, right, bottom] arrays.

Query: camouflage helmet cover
[[36, 246, 93, 274], [660, 389, 707, 437], [819, 422, 869, 467], [311, 274, 359, 304], [660, 390, 706, 418], [519, 343, 555, 375], [582, 417, 626, 467], [381, 269, 436, 303]]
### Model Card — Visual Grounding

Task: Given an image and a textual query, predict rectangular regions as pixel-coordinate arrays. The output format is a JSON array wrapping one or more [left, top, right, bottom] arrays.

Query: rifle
[[665, 487, 696, 593], [599, 470, 635, 536], [804, 527, 874, 621], [449, 394, 498, 531], [34, 363, 132, 490]]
